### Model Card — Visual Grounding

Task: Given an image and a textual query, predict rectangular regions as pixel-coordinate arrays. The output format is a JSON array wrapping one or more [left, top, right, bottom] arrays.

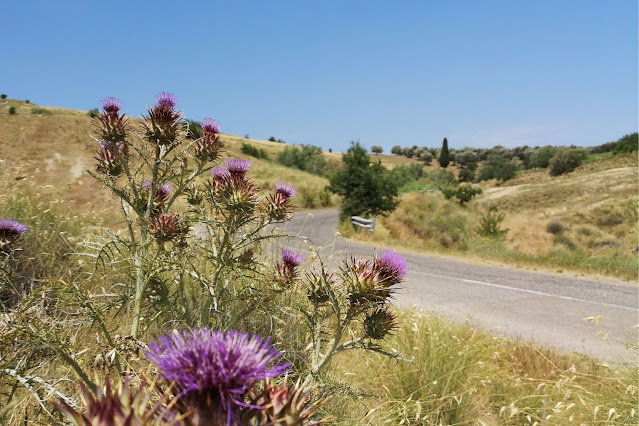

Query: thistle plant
[[302, 249, 408, 376], [87, 94, 299, 338], [144, 328, 325, 425]]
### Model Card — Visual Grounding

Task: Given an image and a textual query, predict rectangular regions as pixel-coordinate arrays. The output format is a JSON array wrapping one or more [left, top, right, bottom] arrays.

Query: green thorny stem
[[130, 145, 161, 338]]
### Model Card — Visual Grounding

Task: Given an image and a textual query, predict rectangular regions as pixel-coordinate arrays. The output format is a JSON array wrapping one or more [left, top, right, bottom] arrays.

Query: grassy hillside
[[0, 100, 338, 216], [343, 153, 638, 281]]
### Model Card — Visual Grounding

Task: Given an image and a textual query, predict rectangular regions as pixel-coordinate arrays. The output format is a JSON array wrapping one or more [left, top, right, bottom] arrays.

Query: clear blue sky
[[2, 1, 637, 151]]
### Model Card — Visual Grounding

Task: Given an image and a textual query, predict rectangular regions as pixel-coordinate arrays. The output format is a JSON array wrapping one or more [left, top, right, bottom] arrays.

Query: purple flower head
[[159, 182, 174, 198], [225, 158, 251, 176], [275, 182, 297, 199], [212, 166, 230, 180], [145, 328, 289, 423], [100, 97, 122, 113], [141, 180, 153, 191], [0, 220, 27, 237], [155, 92, 177, 109], [202, 118, 220, 134], [281, 249, 303, 268], [377, 249, 408, 283]]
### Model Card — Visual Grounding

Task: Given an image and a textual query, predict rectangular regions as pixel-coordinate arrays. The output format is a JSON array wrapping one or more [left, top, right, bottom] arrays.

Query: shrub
[[0, 94, 6, 99], [371, 145, 383, 154], [527, 146, 558, 169], [613, 132, 638, 154], [25, 100, 30, 104], [277, 144, 326, 175], [87, 108, 99, 118], [391, 145, 403, 155], [548, 148, 583, 176], [327, 141, 398, 220], [546, 219, 564, 234], [241, 142, 268, 159], [457, 167, 475, 182], [30, 107, 51, 115], [476, 205, 507, 237], [477, 152, 517, 182], [441, 185, 482, 205], [8, 106, 16, 115], [553, 234, 577, 250], [419, 151, 433, 163], [388, 164, 425, 189]]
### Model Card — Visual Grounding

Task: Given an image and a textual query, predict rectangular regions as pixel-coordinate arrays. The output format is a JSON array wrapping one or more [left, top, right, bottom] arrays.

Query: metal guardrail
[[351, 216, 375, 232]]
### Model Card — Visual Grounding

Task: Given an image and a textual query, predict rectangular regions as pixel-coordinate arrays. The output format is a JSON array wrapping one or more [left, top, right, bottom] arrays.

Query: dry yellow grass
[[0, 100, 335, 216]]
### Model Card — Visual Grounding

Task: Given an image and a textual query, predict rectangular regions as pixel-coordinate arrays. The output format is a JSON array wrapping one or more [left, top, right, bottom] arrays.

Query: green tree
[[477, 152, 517, 182], [328, 141, 399, 220], [614, 133, 638, 154], [371, 145, 383, 154], [548, 148, 584, 176], [391, 145, 403, 155], [438, 137, 450, 168]]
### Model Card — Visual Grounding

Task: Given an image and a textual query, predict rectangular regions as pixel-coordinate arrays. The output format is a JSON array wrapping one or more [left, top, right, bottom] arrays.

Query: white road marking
[[410, 271, 638, 312]]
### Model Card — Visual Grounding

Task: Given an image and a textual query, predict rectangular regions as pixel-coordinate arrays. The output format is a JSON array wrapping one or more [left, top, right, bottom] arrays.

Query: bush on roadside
[[8, 106, 16, 115], [476, 205, 507, 237], [553, 234, 577, 250]]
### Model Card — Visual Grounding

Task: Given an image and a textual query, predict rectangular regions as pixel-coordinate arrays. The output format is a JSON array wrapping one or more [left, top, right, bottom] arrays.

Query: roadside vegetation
[[0, 97, 636, 424]]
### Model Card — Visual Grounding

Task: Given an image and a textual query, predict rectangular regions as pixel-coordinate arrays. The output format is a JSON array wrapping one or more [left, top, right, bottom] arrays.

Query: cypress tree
[[438, 137, 450, 168]]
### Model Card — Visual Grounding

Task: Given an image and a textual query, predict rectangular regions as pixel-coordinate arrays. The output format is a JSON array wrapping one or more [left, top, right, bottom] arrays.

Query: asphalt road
[[275, 209, 638, 361]]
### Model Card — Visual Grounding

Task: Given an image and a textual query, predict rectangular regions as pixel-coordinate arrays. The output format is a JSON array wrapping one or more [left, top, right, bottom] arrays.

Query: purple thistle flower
[[281, 249, 303, 267], [141, 179, 153, 191], [159, 182, 174, 197], [155, 92, 177, 109], [0, 219, 27, 241], [145, 328, 289, 424], [275, 182, 297, 199], [202, 118, 220, 134], [225, 158, 251, 176], [212, 166, 231, 180], [100, 97, 122, 113], [377, 249, 408, 282]]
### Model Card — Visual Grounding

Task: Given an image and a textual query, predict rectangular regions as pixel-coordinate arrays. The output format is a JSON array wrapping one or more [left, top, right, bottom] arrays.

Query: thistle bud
[[305, 270, 333, 304], [250, 378, 326, 425], [194, 118, 223, 162], [150, 214, 185, 242], [364, 307, 398, 340], [185, 184, 204, 206], [95, 141, 126, 177]]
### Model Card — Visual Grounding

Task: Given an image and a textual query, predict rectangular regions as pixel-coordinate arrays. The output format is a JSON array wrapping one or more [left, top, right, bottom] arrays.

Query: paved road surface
[[274, 209, 638, 361]]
